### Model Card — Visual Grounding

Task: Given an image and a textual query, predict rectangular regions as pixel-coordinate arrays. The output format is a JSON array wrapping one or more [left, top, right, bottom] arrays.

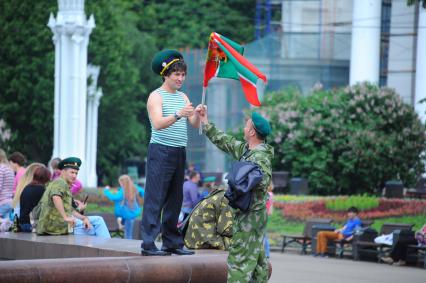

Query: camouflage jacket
[[203, 123, 274, 211], [36, 178, 73, 235], [184, 188, 233, 250]]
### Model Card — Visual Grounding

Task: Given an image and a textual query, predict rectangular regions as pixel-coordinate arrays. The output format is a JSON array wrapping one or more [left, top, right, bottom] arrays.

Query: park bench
[[406, 188, 426, 199], [405, 177, 426, 199], [334, 219, 374, 258], [392, 229, 426, 268], [407, 244, 426, 268], [353, 223, 414, 261], [281, 218, 333, 254]]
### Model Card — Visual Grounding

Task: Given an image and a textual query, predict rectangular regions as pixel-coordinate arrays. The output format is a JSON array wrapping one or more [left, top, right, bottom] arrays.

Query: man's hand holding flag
[[199, 32, 267, 133]]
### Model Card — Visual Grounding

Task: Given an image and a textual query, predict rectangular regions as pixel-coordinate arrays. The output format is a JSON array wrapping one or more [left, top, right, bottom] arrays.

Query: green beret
[[58, 157, 82, 170], [204, 176, 217, 183], [252, 112, 271, 137], [151, 49, 183, 76]]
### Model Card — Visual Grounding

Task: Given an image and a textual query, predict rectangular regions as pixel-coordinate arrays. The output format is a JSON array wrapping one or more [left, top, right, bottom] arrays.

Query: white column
[[349, 0, 382, 85], [415, 8, 426, 122], [48, 0, 95, 186], [48, 15, 60, 158], [86, 65, 102, 188]]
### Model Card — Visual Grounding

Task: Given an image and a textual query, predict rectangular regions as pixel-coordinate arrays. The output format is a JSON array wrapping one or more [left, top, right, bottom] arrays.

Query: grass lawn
[[86, 203, 114, 214]]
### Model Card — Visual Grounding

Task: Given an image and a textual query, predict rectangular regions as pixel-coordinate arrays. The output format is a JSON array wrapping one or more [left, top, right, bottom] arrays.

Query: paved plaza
[[1, 233, 424, 282], [268, 252, 425, 283]]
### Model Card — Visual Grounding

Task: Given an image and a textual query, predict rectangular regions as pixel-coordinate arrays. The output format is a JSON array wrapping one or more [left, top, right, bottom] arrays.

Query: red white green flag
[[203, 32, 267, 106]]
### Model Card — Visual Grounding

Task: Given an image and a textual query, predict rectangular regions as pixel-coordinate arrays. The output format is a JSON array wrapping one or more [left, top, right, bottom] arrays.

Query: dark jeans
[[20, 223, 32, 233], [141, 143, 186, 250]]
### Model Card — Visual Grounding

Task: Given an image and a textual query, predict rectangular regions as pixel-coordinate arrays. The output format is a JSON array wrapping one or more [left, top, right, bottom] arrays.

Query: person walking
[[181, 171, 201, 219], [140, 49, 202, 256]]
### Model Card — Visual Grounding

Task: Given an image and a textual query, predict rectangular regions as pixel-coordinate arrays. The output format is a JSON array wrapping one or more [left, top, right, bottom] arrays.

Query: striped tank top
[[149, 88, 188, 147]]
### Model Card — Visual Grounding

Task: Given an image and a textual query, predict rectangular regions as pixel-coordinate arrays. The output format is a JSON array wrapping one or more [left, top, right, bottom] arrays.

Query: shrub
[[276, 198, 426, 222], [260, 83, 426, 195], [325, 195, 379, 211]]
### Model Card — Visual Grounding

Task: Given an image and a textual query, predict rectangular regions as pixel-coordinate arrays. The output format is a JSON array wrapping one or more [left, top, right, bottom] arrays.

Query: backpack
[[225, 161, 263, 212]]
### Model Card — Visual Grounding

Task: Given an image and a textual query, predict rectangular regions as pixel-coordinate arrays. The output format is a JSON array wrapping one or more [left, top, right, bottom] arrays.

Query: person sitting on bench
[[315, 206, 361, 257], [380, 223, 426, 266]]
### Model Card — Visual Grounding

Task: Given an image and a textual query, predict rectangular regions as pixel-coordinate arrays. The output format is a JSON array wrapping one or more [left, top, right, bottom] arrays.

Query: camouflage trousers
[[227, 208, 268, 283]]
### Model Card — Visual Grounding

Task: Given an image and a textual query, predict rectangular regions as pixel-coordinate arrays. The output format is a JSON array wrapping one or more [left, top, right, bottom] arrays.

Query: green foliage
[[85, 203, 114, 214], [371, 215, 425, 232], [85, 1, 157, 184], [0, 1, 56, 160], [134, 0, 256, 49], [273, 194, 323, 203], [267, 209, 304, 235], [325, 195, 379, 211], [260, 83, 426, 195], [407, 0, 426, 9], [0, 0, 257, 184]]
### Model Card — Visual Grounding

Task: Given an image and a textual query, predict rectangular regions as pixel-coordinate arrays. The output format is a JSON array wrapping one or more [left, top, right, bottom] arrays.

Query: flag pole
[[199, 86, 206, 135]]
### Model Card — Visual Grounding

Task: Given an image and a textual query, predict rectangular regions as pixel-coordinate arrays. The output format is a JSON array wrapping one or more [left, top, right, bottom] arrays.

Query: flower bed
[[274, 198, 426, 222]]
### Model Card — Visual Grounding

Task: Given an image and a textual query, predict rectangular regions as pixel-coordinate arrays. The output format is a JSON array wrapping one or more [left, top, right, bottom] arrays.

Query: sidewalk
[[268, 252, 425, 283]]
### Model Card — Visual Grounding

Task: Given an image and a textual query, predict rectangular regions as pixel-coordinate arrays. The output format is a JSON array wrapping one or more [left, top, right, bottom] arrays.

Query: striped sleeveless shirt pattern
[[149, 88, 188, 147]]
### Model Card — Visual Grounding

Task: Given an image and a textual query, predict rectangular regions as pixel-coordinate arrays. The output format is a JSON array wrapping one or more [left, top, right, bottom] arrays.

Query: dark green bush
[[260, 83, 426, 195]]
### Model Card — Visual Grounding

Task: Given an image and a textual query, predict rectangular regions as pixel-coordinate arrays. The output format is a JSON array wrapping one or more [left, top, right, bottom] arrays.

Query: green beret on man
[[251, 112, 272, 137], [151, 49, 184, 76], [58, 157, 82, 170]]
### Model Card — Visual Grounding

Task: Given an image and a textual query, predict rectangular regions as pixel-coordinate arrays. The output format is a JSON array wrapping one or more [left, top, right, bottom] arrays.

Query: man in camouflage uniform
[[37, 157, 110, 238], [198, 107, 273, 283], [184, 187, 233, 250]]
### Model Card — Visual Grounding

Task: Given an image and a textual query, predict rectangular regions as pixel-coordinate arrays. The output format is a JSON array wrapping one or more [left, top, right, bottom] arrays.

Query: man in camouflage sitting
[[198, 107, 273, 283], [184, 186, 233, 250], [37, 157, 110, 238]]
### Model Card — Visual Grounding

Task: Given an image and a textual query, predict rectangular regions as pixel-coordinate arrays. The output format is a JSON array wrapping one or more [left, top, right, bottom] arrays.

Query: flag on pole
[[203, 32, 267, 107]]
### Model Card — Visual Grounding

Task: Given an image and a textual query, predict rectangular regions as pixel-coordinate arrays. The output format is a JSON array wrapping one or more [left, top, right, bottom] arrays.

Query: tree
[[0, 0, 257, 184], [0, 1, 157, 185], [0, 1, 56, 161], [407, 0, 426, 8], [261, 83, 426, 195], [85, 1, 157, 184], [134, 0, 256, 49]]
